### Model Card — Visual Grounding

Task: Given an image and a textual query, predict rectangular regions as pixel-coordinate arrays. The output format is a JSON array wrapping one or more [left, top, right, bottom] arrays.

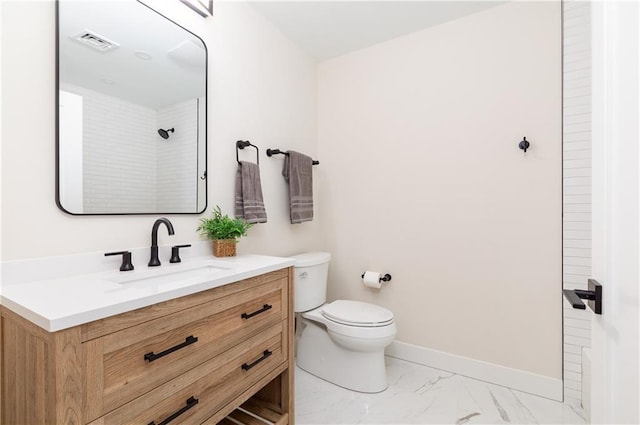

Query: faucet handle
[[105, 251, 134, 271], [170, 245, 192, 263]]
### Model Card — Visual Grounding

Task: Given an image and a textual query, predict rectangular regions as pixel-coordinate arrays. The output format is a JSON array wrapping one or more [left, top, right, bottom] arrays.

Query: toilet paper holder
[[361, 272, 392, 283]]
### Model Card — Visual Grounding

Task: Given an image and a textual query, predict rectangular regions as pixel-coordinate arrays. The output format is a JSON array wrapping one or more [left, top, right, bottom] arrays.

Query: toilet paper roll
[[362, 271, 382, 289]]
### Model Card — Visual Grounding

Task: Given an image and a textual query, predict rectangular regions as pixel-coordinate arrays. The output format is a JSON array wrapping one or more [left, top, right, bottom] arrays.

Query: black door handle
[[563, 289, 586, 309], [144, 336, 198, 362], [148, 396, 199, 425], [563, 279, 602, 314]]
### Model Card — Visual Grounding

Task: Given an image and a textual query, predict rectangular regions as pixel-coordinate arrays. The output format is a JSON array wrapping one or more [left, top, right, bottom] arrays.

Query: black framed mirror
[[56, 0, 207, 215]]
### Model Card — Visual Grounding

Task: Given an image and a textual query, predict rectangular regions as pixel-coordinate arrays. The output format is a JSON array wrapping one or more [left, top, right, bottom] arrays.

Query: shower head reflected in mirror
[[158, 128, 175, 139]]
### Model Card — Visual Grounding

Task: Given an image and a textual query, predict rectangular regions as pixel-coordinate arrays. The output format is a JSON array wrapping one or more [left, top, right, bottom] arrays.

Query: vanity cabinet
[[1, 268, 294, 425]]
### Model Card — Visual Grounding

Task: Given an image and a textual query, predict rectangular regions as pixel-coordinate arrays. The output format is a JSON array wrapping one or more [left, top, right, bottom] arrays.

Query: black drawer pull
[[241, 350, 272, 371], [241, 304, 272, 320], [148, 396, 198, 425], [144, 336, 198, 362]]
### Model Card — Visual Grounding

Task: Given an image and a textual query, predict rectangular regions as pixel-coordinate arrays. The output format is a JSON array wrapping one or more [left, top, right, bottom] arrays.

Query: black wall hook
[[519, 137, 530, 153], [236, 140, 259, 164]]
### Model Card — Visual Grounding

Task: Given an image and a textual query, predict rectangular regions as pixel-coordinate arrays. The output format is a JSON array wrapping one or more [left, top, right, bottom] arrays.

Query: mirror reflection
[[57, 0, 207, 214]]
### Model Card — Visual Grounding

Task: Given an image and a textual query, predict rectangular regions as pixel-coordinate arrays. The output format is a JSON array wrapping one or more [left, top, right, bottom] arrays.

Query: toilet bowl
[[291, 252, 397, 393]]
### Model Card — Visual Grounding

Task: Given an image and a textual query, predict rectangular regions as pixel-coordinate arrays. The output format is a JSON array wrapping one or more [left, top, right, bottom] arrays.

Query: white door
[[590, 0, 639, 423]]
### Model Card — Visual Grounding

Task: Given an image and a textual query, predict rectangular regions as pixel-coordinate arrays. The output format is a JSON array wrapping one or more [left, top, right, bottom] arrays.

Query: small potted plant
[[197, 206, 253, 257]]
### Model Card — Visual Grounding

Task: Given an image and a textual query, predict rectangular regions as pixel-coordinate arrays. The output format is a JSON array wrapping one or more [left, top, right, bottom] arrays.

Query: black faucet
[[148, 217, 175, 267]]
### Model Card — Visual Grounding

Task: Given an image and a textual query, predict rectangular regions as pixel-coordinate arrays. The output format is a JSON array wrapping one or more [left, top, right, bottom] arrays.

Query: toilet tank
[[291, 252, 331, 312]]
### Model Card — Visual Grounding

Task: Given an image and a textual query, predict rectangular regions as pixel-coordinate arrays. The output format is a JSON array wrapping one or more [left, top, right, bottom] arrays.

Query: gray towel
[[235, 161, 267, 223], [283, 151, 313, 223]]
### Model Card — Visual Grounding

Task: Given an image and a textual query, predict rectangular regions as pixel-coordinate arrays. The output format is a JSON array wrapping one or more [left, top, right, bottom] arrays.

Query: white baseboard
[[385, 341, 563, 401]]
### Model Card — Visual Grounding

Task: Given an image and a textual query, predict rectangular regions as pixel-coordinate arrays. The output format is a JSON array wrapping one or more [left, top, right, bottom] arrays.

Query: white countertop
[[1, 254, 294, 332]]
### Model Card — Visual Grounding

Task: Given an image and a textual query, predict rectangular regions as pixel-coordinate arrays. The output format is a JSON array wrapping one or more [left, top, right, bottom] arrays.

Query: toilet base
[[295, 317, 389, 393]]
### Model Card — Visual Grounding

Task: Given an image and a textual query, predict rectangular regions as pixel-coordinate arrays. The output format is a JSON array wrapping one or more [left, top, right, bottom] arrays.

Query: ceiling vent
[[71, 30, 120, 53]]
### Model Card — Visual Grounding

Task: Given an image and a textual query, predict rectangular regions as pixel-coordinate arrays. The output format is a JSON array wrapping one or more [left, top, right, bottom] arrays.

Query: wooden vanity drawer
[[84, 277, 287, 421], [89, 321, 287, 425]]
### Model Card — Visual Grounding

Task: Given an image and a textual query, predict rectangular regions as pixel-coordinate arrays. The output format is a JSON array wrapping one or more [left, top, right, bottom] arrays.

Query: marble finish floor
[[295, 357, 586, 424]]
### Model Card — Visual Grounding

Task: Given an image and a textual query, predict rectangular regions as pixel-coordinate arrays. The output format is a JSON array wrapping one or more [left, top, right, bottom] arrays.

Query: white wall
[[58, 90, 84, 212], [63, 84, 158, 213], [0, 0, 320, 260], [1, 0, 567, 395], [157, 99, 198, 212], [60, 85, 201, 213], [562, 0, 592, 406], [1, 0, 5, 270], [318, 2, 562, 379]]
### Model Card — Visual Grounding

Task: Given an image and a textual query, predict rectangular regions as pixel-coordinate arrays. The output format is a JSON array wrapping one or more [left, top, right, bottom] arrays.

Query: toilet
[[292, 252, 397, 393]]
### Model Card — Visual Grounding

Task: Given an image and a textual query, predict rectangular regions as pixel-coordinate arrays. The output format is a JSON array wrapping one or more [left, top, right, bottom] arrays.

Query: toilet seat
[[322, 300, 394, 327], [301, 301, 396, 340]]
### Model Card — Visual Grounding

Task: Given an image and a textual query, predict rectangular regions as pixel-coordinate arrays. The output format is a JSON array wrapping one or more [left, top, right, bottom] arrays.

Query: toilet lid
[[322, 300, 394, 327]]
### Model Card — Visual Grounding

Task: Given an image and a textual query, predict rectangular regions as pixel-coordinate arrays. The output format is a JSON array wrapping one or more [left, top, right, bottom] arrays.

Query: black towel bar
[[236, 140, 259, 164], [266, 148, 319, 165]]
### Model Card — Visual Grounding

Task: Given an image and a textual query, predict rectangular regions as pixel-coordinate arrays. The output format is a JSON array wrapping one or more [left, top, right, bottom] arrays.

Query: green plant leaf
[[197, 205, 253, 241]]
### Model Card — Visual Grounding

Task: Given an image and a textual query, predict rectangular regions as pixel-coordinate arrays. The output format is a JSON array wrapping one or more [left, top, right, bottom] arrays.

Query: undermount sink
[[112, 262, 232, 286]]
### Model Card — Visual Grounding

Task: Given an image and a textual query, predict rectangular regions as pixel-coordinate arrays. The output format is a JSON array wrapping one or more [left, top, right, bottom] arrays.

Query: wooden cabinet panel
[[80, 269, 288, 342], [1, 266, 294, 425], [1, 308, 84, 425], [84, 278, 286, 420], [88, 322, 286, 425]]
